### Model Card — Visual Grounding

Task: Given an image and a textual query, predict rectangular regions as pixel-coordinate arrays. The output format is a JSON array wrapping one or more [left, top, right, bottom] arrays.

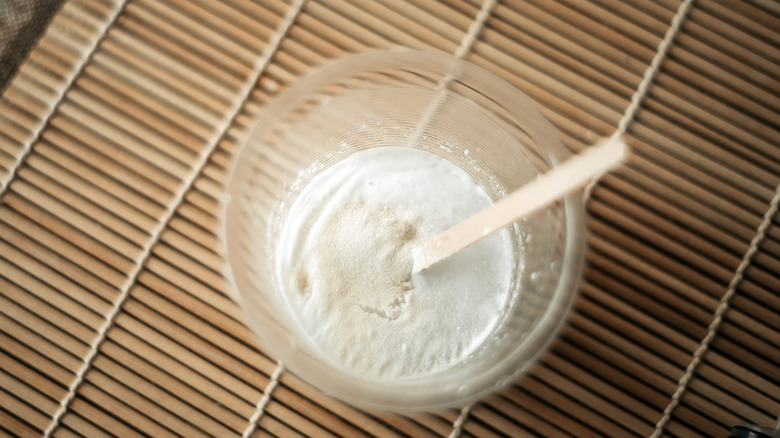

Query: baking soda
[[276, 147, 514, 378]]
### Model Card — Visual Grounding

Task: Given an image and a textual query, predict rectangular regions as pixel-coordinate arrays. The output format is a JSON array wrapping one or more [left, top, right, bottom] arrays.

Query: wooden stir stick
[[411, 137, 628, 274]]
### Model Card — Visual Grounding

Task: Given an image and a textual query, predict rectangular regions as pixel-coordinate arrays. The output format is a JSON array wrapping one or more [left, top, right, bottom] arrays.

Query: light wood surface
[[0, 0, 778, 437], [412, 138, 627, 273]]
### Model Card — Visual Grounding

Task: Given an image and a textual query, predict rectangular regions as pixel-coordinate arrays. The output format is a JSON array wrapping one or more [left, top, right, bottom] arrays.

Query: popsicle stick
[[411, 137, 628, 273]]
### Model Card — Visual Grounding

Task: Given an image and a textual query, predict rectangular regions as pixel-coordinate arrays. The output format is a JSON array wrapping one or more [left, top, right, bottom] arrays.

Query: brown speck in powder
[[296, 269, 310, 295], [399, 221, 418, 244]]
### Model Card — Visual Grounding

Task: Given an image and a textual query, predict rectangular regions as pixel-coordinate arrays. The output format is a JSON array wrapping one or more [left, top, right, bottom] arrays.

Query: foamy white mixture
[[276, 147, 513, 379]]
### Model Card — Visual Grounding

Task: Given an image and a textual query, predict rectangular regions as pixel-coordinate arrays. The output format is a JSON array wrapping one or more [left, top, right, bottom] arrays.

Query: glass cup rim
[[221, 49, 586, 411]]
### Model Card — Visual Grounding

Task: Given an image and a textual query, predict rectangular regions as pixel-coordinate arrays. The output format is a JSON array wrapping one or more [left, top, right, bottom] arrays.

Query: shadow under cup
[[222, 51, 585, 411]]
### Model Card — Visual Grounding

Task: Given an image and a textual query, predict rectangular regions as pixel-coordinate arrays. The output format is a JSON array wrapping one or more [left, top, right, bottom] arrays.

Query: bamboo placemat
[[1, 0, 778, 436]]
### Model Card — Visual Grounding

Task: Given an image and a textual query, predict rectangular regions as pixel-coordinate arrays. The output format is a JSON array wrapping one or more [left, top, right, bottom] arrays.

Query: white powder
[[276, 147, 514, 379]]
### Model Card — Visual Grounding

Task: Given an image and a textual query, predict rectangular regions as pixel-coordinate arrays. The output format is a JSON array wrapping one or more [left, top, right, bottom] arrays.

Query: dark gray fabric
[[1, 0, 66, 94]]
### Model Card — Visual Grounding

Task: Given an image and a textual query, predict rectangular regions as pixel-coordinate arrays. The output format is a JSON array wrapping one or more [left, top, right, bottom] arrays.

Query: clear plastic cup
[[221, 50, 585, 411]]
